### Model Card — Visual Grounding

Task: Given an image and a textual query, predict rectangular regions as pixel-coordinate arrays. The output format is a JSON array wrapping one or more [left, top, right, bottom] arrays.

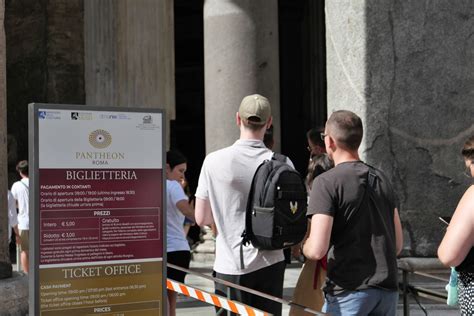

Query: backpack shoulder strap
[[272, 152, 287, 163], [241, 156, 268, 268]]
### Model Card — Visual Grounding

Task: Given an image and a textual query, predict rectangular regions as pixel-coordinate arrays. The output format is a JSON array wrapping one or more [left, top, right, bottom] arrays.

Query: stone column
[[204, 0, 280, 153], [0, 0, 12, 279], [326, 0, 474, 256], [84, 0, 175, 147]]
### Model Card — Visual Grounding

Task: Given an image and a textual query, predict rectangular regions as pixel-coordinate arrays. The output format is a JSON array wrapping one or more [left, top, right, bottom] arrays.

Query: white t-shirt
[[196, 139, 290, 275], [11, 178, 29, 230], [8, 190, 18, 241], [166, 179, 191, 253]]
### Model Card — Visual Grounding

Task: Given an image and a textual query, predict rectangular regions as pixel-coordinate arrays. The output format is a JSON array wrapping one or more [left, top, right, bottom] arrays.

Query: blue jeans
[[323, 288, 398, 316]]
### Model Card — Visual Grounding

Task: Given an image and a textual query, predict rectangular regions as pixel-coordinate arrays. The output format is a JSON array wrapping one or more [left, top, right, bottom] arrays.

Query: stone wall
[[0, 273, 28, 316], [326, 0, 474, 256]]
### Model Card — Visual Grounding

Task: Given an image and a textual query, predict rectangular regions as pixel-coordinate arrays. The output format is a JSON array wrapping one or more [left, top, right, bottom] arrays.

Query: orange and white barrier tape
[[166, 263, 324, 315], [167, 279, 271, 316]]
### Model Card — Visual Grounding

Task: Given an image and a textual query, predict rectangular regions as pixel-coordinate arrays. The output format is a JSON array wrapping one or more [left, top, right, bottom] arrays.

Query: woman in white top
[[11, 160, 29, 273], [166, 150, 194, 316]]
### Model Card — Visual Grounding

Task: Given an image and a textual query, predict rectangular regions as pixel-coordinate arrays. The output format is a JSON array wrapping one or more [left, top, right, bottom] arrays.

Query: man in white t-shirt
[[11, 160, 29, 273], [195, 94, 290, 316]]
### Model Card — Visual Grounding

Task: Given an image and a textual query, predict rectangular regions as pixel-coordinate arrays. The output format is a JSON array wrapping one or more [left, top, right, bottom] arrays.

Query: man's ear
[[266, 116, 273, 129], [327, 135, 336, 151], [236, 112, 242, 126], [165, 163, 171, 174]]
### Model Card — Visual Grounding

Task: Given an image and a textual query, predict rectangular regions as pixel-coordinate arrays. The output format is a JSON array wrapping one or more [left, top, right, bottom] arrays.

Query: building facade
[[1, 1, 473, 286]]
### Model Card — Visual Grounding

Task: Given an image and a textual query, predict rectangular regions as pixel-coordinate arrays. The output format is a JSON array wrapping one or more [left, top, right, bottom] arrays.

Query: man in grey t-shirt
[[302, 110, 403, 316], [195, 94, 287, 316]]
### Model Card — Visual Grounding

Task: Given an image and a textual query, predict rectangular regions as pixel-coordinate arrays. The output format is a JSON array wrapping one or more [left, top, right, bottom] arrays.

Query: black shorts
[[214, 260, 286, 316], [167, 251, 191, 283]]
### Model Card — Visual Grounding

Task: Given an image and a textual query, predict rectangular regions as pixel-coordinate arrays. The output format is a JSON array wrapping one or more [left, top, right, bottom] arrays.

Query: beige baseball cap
[[238, 94, 271, 125]]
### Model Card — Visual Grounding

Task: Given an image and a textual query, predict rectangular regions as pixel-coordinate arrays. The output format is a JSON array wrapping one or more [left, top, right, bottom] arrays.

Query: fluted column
[[84, 0, 174, 147], [204, 0, 280, 153]]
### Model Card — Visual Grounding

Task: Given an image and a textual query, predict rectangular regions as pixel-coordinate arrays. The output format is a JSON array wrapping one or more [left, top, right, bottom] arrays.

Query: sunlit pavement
[[176, 260, 460, 316], [10, 259, 459, 315]]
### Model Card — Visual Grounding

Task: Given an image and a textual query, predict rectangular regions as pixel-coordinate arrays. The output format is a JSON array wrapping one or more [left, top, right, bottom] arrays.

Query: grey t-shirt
[[308, 161, 399, 293], [195, 139, 287, 275]]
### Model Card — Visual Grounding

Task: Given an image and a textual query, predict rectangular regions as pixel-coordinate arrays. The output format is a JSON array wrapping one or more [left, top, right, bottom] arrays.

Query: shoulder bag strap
[[344, 166, 377, 226]]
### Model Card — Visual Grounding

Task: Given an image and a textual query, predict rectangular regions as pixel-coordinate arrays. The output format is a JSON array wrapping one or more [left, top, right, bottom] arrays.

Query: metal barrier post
[[216, 287, 232, 316], [402, 269, 409, 316], [216, 307, 225, 315], [215, 287, 228, 316], [16, 244, 21, 272]]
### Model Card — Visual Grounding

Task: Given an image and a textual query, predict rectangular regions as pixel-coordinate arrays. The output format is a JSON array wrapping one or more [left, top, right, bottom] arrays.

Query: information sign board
[[29, 104, 165, 315]]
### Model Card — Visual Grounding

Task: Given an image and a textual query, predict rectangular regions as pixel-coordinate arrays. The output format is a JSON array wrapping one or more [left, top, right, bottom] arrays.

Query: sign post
[[29, 104, 165, 315]]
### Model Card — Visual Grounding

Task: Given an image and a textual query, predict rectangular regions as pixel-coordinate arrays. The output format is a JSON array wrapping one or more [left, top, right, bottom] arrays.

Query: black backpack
[[241, 153, 308, 251]]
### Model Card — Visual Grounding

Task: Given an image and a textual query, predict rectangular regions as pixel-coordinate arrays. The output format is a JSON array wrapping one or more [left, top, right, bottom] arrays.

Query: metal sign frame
[[29, 103, 166, 315]]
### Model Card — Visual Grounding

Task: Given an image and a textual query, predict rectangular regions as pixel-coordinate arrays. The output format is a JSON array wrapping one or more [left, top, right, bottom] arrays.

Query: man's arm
[[394, 208, 403, 255], [195, 197, 214, 227], [302, 213, 333, 260], [176, 200, 195, 222]]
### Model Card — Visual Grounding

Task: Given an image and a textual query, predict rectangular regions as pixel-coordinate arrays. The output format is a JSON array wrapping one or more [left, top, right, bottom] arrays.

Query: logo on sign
[[71, 112, 93, 120], [76, 130, 124, 165], [38, 111, 61, 120], [99, 113, 131, 120], [137, 114, 159, 131], [89, 129, 112, 149], [143, 115, 153, 124]]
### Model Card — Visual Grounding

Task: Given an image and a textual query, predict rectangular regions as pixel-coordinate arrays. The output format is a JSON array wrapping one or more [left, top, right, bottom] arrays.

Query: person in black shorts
[[166, 150, 195, 316]]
